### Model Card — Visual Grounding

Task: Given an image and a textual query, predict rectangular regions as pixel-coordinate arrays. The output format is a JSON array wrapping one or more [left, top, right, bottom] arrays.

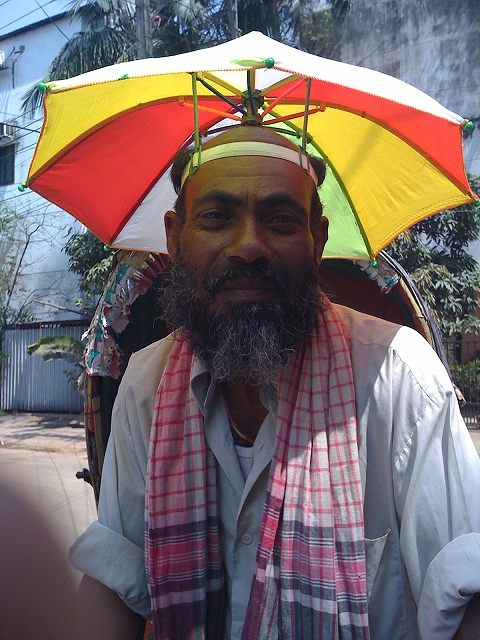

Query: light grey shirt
[[70, 305, 480, 640], [199, 372, 277, 639]]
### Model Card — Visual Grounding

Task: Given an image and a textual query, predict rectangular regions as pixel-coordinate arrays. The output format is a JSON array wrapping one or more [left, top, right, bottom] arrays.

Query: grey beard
[[161, 258, 326, 384]]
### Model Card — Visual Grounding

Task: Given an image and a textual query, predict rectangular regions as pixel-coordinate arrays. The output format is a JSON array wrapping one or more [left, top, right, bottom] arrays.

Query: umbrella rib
[[263, 75, 306, 95], [180, 101, 242, 121], [264, 107, 325, 125], [266, 109, 374, 259], [202, 73, 244, 97], [195, 74, 247, 115], [262, 78, 306, 117]]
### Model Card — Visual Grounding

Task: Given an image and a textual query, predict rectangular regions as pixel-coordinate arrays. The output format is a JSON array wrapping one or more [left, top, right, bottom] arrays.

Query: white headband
[[180, 141, 319, 188]]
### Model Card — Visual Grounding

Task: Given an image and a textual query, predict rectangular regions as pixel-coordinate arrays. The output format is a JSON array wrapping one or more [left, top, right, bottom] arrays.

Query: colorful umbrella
[[23, 31, 475, 260]]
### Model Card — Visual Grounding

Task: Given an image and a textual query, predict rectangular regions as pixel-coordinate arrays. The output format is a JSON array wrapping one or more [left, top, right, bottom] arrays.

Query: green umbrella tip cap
[[103, 244, 110, 252], [370, 258, 378, 267], [264, 57, 275, 68], [464, 121, 474, 132], [17, 183, 27, 192], [119, 74, 129, 80], [37, 82, 47, 93]]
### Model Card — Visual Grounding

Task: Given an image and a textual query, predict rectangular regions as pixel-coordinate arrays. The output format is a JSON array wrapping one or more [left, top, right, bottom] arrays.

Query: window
[[0, 144, 15, 186]]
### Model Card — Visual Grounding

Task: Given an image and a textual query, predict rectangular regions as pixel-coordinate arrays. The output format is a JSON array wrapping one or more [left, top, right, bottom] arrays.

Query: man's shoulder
[[333, 303, 452, 396], [129, 333, 176, 367], [122, 334, 176, 393], [333, 303, 409, 348]]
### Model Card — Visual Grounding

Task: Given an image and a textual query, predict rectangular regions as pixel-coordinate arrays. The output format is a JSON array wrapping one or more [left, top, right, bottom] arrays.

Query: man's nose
[[224, 217, 272, 263]]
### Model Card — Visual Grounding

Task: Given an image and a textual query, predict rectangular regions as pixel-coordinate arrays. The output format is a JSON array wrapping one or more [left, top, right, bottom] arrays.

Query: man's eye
[[269, 213, 298, 225], [203, 210, 228, 219], [197, 210, 231, 228]]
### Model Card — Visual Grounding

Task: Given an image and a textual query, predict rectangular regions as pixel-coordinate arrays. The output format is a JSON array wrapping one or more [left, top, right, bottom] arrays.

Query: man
[[71, 123, 480, 639]]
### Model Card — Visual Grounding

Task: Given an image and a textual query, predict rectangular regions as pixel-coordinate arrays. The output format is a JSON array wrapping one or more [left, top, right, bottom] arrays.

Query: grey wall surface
[[0, 8, 84, 323], [1, 322, 88, 413], [339, 0, 480, 175]]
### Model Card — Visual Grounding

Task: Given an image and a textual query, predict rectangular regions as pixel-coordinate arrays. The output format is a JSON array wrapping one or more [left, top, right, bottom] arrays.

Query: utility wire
[[0, 0, 68, 37], [32, 0, 70, 40]]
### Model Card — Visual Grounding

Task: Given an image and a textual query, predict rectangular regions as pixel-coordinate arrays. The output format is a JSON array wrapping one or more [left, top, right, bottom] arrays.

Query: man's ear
[[164, 210, 181, 259], [315, 216, 329, 262]]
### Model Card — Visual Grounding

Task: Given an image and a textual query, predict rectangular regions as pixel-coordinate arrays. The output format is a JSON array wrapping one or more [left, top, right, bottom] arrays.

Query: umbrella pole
[[242, 70, 264, 124], [302, 78, 311, 153], [192, 73, 200, 153], [246, 70, 256, 117]]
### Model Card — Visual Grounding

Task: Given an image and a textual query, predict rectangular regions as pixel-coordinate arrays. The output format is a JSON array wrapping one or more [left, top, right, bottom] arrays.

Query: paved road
[[0, 413, 97, 586], [0, 449, 96, 554]]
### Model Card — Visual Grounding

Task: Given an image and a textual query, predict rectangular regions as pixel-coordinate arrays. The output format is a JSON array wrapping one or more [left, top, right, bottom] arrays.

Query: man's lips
[[219, 277, 277, 301], [222, 277, 274, 291]]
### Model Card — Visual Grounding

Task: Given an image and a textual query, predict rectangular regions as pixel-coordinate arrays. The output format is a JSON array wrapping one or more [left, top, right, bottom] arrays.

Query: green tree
[[235, 0, 299, 41], [387, 175, 480, 338], [0, 208, 33, 349], [298, 0, 350, 58], [0, 203, 70, 359], [63, 229, 113, 314]]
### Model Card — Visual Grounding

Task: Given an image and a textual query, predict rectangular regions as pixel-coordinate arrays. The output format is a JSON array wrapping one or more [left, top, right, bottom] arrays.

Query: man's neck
[[224, 379, 268, 445]]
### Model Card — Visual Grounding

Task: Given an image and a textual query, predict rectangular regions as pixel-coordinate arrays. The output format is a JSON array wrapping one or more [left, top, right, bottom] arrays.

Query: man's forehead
[[184, 153, 315, 204], [181, 138, 318, 187]]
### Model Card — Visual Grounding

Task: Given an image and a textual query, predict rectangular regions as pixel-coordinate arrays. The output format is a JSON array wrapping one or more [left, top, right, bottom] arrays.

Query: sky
[[0, 0, 74, 38]]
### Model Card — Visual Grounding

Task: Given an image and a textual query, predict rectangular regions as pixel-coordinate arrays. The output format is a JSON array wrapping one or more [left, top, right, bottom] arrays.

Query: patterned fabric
[[146, 302, 369, 639]]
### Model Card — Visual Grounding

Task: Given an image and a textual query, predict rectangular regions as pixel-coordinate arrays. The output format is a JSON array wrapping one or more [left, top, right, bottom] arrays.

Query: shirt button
[[241, 533, 253, 545]]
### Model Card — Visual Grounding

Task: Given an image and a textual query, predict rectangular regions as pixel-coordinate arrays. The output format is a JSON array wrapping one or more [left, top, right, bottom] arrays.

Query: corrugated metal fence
[[444, 339, 480, 429], [1, 321, 89, 413]]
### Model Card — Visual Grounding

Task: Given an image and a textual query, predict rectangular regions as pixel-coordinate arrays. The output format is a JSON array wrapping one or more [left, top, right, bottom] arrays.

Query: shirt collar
[[191, 358, 215, 414], [190, 357, 278, 416]]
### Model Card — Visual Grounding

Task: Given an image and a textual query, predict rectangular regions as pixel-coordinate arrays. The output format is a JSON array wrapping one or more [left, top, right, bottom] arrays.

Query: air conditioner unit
[[0, 121, 16, 138]]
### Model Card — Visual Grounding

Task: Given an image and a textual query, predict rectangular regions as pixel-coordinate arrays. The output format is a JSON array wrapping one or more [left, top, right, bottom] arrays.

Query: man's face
[[163, 135, 329, 382], [167, 152, 328, 308]]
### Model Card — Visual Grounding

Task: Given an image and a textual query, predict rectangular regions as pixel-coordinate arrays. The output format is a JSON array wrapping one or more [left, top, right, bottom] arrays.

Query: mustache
[[205, 263, 286, 296], [161, 254, 326, 383]]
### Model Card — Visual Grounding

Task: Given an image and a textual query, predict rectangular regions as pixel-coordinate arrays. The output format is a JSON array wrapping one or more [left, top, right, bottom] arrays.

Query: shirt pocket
[[365, 529, 391, 601]]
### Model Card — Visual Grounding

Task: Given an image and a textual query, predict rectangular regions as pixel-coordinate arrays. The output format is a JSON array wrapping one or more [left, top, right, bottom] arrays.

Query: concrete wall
[[0, 5, 85, 322], [339, 0, 480, 175]]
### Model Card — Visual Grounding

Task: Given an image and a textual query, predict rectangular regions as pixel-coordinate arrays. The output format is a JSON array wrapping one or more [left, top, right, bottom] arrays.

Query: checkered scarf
[[146, 302, 369, 639]]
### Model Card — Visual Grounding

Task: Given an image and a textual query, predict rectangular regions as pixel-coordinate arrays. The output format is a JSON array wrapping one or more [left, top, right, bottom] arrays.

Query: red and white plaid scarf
[[146, 302, 369, 639]]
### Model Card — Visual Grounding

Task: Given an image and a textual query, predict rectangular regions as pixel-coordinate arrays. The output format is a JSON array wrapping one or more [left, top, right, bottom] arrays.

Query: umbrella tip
[[265, 57, 275, 68], [17, 183, 27, 192], [464, 121, 474, 132], [37, 82, 47, 93]]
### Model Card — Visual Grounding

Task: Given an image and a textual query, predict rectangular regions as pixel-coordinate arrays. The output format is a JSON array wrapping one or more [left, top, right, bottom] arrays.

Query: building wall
[[0, 4, 85, 323], [339, 0, 480, 175], [0, 4, 88, 412], [339, 0, 480, 262]]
